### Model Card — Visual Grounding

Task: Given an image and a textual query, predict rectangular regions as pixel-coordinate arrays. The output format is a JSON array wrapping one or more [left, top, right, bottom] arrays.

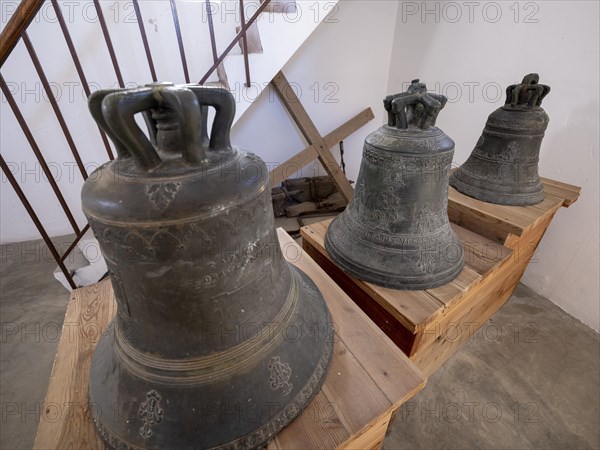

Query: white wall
[[232, 1, 399, 182], [387, 0, 599, 330]]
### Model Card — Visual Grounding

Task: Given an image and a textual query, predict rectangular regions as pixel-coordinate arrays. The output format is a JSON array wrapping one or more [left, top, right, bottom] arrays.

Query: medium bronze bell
[[325, 80, 464, 290], [450, 73, 550, 205], [83, 83, 333, 450]]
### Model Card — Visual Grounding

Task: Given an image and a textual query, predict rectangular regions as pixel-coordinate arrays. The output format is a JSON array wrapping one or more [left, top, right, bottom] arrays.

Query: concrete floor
[[1, 237, 598, 450], [384, 283, 600, 450]]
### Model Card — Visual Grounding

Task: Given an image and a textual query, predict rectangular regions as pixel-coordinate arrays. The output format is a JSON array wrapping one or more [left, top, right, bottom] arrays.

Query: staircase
[[0, 0, 340, 289]]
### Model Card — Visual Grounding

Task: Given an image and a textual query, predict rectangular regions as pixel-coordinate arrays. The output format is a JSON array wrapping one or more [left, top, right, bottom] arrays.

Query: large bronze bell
[[450, 73, 550, 205], [325, 80, 464, 290], [83, 83, 333, 449]]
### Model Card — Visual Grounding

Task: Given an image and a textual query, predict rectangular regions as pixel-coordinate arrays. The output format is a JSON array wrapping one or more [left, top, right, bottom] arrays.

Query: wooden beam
[[323, 107, 375, 149], [271, 71, 355, 202], [0, 0, 45, 67], [539, 177, 581, 207], [270, 145, 319, 187], [270, 107, 374, 187]]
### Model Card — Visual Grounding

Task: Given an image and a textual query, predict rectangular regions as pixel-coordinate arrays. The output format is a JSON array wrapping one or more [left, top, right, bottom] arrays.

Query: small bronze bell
[[83, 83, 333, 449], [450, 73, 551, 205], [325, 80, 464, 290]]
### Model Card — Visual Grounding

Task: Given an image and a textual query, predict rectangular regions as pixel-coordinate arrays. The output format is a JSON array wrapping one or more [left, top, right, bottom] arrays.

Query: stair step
[[53, 230, 107, 291]]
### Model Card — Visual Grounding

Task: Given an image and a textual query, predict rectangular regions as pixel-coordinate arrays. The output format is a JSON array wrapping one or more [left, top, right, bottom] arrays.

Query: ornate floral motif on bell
[[325, 79, 464, 290], [450, 73, 551, 205], [83, 83, 333, 450]]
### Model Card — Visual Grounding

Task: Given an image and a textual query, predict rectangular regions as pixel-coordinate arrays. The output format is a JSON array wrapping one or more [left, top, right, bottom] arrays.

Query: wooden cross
[[269, 71, 374, 202]]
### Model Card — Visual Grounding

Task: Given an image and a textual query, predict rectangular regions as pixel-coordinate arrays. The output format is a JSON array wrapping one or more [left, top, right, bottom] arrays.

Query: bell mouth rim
[[324, 228, 465, 291], [449, 173, 545, 206]]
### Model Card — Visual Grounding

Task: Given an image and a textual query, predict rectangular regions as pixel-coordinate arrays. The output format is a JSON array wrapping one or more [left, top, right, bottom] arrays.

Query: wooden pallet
[[34, 229, 425, 450], [301, 179, 580, 377]]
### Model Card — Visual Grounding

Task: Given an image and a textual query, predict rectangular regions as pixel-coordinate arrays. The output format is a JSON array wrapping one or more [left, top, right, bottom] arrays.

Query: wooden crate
[[301, 179, 580, 377], [34, 229, 425, 450]]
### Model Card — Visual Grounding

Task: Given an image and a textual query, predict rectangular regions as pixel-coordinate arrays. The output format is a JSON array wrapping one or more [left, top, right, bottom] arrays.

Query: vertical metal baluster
[[239, 0, 251, 87], [51, 0, 114, 160], [0, 74, 81, 236], [22, 32, 88, 180], [59, 223, 90, 264], [199, 0, 271, 85], [132, 0, 157, 82], [205, 0, 218, 64], [0, 155, 77, 289], [93, 0, 125, 87], [170, 0, 190, 83]]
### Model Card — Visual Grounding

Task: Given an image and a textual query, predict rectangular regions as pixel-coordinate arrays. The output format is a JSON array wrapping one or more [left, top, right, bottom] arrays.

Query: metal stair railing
[[0, 0, 272, 289]]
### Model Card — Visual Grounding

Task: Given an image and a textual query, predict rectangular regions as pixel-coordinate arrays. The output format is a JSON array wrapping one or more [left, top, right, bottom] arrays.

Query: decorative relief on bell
[[138, 390, 164, 439], [145, 182, 182, 210], [269, 356, 293, 395], [450, 73, 550, 205], [325, 79, 464, 290]]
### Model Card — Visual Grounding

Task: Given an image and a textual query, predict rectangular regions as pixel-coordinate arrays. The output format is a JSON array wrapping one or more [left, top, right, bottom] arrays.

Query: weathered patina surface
[[83, 83, 332, 450], [325, 80, 464, 290], [450, 73, 551, 205]]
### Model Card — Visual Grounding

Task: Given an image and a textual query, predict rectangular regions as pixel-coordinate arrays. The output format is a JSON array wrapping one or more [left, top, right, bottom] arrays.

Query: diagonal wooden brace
[[270, 71, 374, 203]]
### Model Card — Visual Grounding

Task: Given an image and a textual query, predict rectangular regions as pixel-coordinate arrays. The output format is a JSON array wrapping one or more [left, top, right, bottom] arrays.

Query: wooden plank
[[268, 389, 350, 450], [271, 72, 329, 146], [278, 229, 426, 409], [340, 412, 391, 450], [426, 224, 510, 309], [425, 267, 480, 308], [271, 337, 397, 449], [318, 350, 390, 433], [451, 223, 512, 275], [302, 239, 421, 356], [540, 177, 581, 206], [448, 185, 565, 244], [323, 108, 374, 149], [33, 280, 116, 449], [271, 71, 354, 201], [504, 207, 559, 264], [270, 145, 319, 187], [448, 186, 532, 239]]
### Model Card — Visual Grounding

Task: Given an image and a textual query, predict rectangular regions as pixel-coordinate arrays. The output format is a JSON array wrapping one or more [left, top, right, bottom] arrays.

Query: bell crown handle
[[186, 85, 235, 151], [88, 83, 236, 171], [505, 73, 550, 108], [384, 79, 447, 130], [89, 89, 132, 159]]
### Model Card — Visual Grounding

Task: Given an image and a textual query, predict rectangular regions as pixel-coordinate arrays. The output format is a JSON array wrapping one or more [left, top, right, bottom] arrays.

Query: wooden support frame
[[301, 178, 581, 377], [269, 71, 374, 202]]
